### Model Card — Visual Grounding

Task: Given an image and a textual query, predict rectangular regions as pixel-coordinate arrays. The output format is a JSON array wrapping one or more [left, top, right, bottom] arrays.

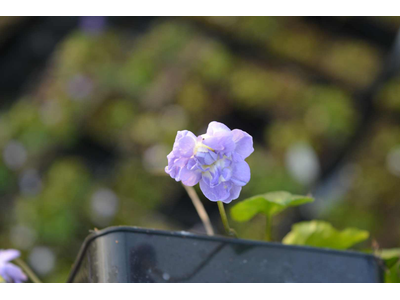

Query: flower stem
[[217, 201, 237, 238], [182, 184, 214, 236], [14, 258, 42, 283], [265, 216, 272, 242]]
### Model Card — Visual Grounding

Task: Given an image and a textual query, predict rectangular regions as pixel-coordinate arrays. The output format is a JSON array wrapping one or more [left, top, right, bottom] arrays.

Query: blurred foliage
[[195, 17, 383, 89], [0, 16, 399, 282]]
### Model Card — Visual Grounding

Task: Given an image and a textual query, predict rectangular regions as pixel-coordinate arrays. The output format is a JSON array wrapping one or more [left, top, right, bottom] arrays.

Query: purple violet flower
[[165, 121, 254, 203], [0, 249, 27, 283]]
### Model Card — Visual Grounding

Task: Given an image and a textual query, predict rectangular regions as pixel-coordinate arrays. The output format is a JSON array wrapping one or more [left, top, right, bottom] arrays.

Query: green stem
[[14, 258, 42, 283], [217, 201, 237, 238], [265, 216, 272, 242]]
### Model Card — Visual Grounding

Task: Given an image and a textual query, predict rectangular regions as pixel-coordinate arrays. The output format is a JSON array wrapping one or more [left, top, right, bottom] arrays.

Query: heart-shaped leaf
[[230, 191, 314, 222], [282, 220, 369, 250]]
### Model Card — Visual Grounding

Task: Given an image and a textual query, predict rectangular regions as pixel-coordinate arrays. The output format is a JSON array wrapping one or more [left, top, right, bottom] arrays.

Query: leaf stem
[[182, 184, 214, 236], [265, 216, 272, 242], [14, 258, 42, 283], [217, 201, 237, 238]]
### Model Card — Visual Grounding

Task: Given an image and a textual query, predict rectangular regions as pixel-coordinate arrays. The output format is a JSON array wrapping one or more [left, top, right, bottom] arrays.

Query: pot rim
[[67, 225, 382, 283]]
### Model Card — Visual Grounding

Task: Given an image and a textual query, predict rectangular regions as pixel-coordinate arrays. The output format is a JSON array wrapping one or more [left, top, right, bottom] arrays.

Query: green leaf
[[385, 261, 400, 283], [376, 248, 400, 261], [282, 220, 369, 250], [383, 257, 400, 269], [230, 191, 314, 222]]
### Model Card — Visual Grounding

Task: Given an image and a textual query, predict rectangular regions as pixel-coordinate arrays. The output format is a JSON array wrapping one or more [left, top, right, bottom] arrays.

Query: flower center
[[193, 141, 214, 155]]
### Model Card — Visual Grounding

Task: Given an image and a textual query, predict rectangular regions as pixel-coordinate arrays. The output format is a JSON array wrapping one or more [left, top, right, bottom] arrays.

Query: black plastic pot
[[67, 226, 384, 283]]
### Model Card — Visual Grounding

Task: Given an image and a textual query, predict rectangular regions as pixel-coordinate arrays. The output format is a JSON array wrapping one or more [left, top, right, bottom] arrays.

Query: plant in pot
[[64, 121, 399, 283]]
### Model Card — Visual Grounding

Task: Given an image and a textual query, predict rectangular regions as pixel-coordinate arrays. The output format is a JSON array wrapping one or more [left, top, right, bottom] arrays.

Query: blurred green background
[[0, 16, 400, 282]]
